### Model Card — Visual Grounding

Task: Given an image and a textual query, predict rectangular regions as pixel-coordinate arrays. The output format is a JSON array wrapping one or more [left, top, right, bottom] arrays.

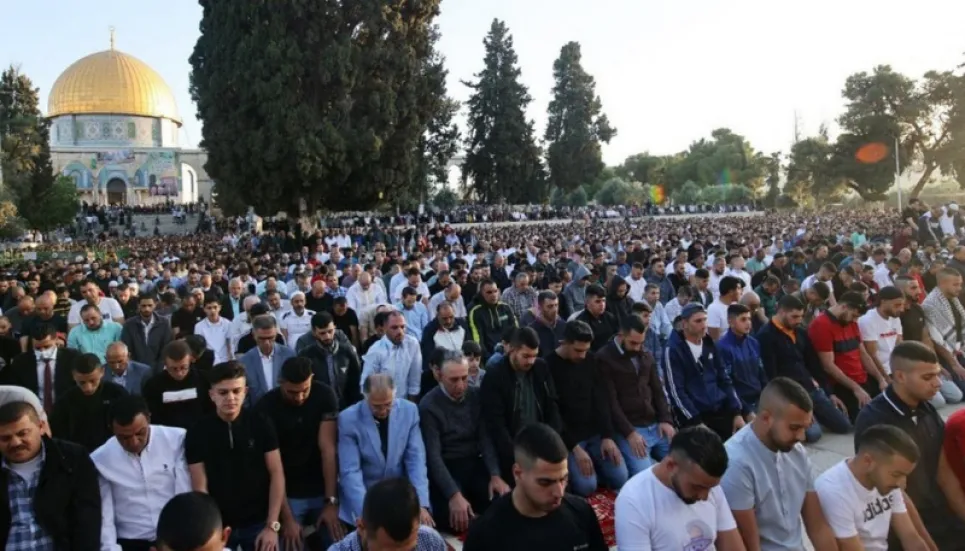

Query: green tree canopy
[[460, 20, 545, 204], [544, 42, 615, 193], [191, 0, 449, 215]]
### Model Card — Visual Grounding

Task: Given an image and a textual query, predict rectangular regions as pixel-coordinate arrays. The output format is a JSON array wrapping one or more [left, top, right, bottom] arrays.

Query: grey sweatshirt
[[418, 385, 500, 499]]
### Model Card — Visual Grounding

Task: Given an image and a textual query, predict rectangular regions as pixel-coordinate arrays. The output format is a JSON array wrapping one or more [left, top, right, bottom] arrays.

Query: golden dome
[[47, 48, 181, 123]]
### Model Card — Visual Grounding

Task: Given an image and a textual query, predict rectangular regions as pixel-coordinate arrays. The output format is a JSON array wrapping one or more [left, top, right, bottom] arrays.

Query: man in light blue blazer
[[237, 315, 296, 405], [103, 342, 153, 395], [338, 373, 432, 525]]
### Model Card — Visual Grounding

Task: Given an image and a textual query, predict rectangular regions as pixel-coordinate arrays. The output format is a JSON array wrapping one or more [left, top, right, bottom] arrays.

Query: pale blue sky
[[5, 0, 965, 164]]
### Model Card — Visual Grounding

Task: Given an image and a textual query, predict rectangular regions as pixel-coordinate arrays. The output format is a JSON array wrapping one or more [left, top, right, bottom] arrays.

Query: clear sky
[[6, 0, 965, 165]]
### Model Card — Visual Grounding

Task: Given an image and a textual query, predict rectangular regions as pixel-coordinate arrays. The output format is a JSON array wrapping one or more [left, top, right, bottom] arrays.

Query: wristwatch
[[324, 496, 339, 507], [269, 521, 281, 533]]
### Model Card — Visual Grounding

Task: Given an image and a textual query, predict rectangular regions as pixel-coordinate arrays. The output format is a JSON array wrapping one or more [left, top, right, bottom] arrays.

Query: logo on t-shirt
[[683, 520, 714, 551], [863, 494, 895, 523]]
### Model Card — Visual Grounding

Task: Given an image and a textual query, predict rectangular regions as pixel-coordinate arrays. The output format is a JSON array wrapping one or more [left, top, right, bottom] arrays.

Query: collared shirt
[[260, 350, 275, 391], [35, 349, 58, 410], [328, 526, 447, 551], [4, 446, 53, 551], [720, 424, 815, 550], [360, 335, 422, 396], [66, 321, 125, 363], [140, 316, 155, 342], [92, 425, 192, 548]]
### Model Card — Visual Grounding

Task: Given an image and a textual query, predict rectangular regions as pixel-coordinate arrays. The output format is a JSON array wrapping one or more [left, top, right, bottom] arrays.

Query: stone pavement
[[444, 400, 965, 551]]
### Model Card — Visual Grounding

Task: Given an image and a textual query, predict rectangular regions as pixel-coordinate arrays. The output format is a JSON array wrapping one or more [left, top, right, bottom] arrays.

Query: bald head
[[363, 373, 395, 395], [739, 289, 761, 309]]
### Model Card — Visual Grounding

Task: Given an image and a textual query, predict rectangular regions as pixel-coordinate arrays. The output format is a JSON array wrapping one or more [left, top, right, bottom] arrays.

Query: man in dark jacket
[[665, 303, 745, 442], [527, 290, 566, 358], [575, 284, 618, 352], [480, 327, 562, 480], [0, 400, 100, 549], [716, 304, 766, 421], [597, 315, 676, 477], [420, 304, 470, 370], [1, 323, 80, 415], [50, 353, 128, 452], [297, 311, 362, 410], [545, 320, 626, 496], [120, 294, 173, 372], [468, 280, 517, 361], [605, 275, 634, 327]]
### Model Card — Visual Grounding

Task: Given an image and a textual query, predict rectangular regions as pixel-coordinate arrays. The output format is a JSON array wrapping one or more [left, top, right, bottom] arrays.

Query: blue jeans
[[807, 388, 853, 442], [289, 496, 334, 549], [615, 424, 672, 477], [567, 436, 629, 496], [226, 522, 263, 551]]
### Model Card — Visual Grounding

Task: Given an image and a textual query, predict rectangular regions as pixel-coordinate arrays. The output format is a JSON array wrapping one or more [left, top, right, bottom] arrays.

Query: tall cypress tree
[[191, 0, 444, 215], [461, 19, 545, 204], [544, 42, 615, 193]]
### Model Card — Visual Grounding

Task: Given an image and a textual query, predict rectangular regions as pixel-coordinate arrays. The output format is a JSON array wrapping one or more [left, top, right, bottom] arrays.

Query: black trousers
[[429, 456, 493, 532], [701, 410, 740, 442], [118, 539, 154, 551], [832, 379, 881, 424]]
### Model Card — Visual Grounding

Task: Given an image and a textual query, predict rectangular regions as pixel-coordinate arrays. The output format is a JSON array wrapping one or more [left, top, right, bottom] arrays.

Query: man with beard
[[362, 310, 422, 400], [298, 311, 362, 410], [463, 423, 607, 551], [526, 290, 566, 358], [67, 304, 124, 363], [142, 340, 209, 429], [279, 291, 315, 346], [120, 294, 173, 372], [50, 353, 128, 451], [720, 378, 838, 550], [816, 425, 927, 551], [575, 284, 618, 352], [614, 426, 743, 550], [858, 286, 906, 383], [92, 395, 192, 551]]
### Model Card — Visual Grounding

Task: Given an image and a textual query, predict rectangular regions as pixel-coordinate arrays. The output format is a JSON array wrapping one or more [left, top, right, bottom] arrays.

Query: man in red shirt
[[808, 291, 887, 422], [945, 408, 965, 496]]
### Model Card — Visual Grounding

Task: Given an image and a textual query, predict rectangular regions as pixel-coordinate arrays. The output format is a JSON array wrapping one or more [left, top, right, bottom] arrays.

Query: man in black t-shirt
[[170, 295, 203, 338], [186, 361, 284, 551], [332, 297, 360, 348], [464, 423, 607, 551], [255, 357, 342, 548]]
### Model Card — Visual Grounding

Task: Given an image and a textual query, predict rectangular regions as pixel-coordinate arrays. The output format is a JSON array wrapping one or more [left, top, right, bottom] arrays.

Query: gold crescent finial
[[109, 26, 116, 50]]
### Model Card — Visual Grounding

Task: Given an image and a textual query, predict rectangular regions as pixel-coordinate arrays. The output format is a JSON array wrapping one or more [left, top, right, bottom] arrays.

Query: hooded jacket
[[665, 330, 742, 425], [605, 275, 635, 326], [563, 265, 591, 313], [643, 268, 675, 305], [468, 300, 517, 359], [716, 330, 767, 415], [297, 332, 363, 410]]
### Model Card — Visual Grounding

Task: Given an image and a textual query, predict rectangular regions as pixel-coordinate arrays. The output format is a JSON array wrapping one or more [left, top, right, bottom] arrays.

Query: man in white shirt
[[707, 276, 744, 341], [279, 292, 315, 346], [815, 424, 928, 551], [194, 296, 232, 363], [67, 280, 125, 329], [92, 395, 192, 551], [858, 286, 904, 380], [614, 426, 744, 550], [346, 272, 387, 314]]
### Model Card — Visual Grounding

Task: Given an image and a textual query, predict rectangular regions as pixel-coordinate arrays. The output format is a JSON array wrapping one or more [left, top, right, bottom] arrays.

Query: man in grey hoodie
[[564, 264, 592, 314]]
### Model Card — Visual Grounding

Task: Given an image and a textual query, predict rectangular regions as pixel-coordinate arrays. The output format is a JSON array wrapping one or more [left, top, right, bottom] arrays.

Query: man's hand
[[419, 507, 435, 527], [318, 503, 345, 543], [488, 476, 511, 499], [280, 518, 302, 551], [744, 412, 757, 423], [448, 493, 475, 533], [952, 364, 965, 381], [600, 438, 622, 465], [732, 415, 746, 434], [255, 526, 279, 551], [573, 445, 594, 477], [658, 422, 676, 440], [830, 394, 849, 417], [877, 377, 889, 392], [854, 387, 872, 407], [626, 431, 648, 458]]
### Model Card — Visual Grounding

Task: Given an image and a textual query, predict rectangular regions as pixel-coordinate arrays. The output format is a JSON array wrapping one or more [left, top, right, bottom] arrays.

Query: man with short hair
[[50, 352, 128, 451], [721, 378, 838, 550], [501, 273, 538, 321], [1, 322, 79, 414], [154, 492, 231, 551], [707, 276, 745, 341], [468, 279, 517, 360], [193, 296, 232, 363], [361, 310, 422, 400], [238, 314, 296, 405], [142, 340, 208, 429], [92, 395, 191, 551], [186, 362, 285, 551], [810, 291, 886, 422], [614, 426, 743, 549], [67, 279, 125, 329], [855, 341, 965, 549], [103, 341, 152, 395], [255, 357, 342, 548], [338, 374, 432, 526], [717, 304, 767, 421], [329, 478, 448, 551], [120, 294, 173, 372], [67, 304, 124, 363], [575, 284, 618, 352], [480, 327, 563, 479], [464, 423, 607, 551], [420, 352, 509, 532], [859, 285, 906, 381], [0, 400, 101, 549], [19, 291, 67, 352], [420, 302, 469, 366], [298, 311, 363, 409], [816, 424, 928, 551], [666, 303, 745, 441]]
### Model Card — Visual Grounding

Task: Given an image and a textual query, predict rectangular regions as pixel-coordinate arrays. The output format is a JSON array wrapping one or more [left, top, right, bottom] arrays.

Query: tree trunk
[[909, 164, 937, 199]]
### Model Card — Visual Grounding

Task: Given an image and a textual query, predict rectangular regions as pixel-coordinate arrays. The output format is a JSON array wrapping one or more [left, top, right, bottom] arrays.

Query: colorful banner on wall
[[142, 151, 180, 196], [94, 149, 135, 165]]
